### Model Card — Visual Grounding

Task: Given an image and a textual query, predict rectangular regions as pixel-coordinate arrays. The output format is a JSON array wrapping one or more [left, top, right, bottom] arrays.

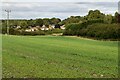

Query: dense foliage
[[63, 22, 119, 40], [1, 10, 120, 40], [63, 10, 120, 40]]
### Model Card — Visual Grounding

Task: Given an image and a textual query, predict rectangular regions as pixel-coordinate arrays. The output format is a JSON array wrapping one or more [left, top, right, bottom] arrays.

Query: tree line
[[2, 18, 61, 30], [1, 10, 120, 40], [63, 10, 120, 40]]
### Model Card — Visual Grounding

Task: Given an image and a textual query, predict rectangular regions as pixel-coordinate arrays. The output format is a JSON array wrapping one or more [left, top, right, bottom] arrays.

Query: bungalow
[[60, 25, 65, 30], [51, 25, 55, 29], [40, 27, 49, 31], [25, 27, 39, 32], [16, 26, 21, 29], [25, 29, 33, 32], [48, 25, 55, 30], [40, 25, 49, 31]]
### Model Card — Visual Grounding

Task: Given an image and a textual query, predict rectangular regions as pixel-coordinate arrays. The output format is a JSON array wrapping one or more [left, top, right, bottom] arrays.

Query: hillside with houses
[[1, 10, 120, 40], [15, 24, 65, 32]]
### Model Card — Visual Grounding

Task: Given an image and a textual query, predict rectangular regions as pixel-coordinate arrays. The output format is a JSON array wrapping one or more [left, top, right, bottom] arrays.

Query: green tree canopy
[[27, 19, 36, 27], [104, 14, 113, 24], [87, 10, 105, 20], [35, 18, 43, 26], [50, 18, 61, 25], [19, 21, 28, 29]]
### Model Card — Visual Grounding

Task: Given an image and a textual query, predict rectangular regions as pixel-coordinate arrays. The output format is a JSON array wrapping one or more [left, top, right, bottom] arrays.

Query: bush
[[16, 30, 46, 35], [63, 22, 119, 40], [52, 28, 64, 33], [63, 23, 84, 36], [86, 23, 119, 39]]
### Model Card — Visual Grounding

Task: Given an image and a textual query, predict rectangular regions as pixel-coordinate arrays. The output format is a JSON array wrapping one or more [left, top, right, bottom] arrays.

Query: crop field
[[2, 35, 118, 78]]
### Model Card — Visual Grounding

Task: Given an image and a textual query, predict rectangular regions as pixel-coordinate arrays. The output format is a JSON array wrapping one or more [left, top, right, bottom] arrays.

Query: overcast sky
[[1, 0, 120, 2], [1, 0, 119, 20]]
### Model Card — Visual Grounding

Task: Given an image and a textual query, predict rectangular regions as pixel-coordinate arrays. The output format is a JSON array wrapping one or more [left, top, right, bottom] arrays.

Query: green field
[[2, 35, 118, 78]]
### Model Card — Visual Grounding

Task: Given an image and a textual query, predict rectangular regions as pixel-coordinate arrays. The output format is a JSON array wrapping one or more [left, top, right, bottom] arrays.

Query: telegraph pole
[[5, 10, 11, 35]]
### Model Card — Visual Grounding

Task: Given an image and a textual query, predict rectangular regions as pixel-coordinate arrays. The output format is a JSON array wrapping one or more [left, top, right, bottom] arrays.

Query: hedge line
[[63, 20, 119, 40]]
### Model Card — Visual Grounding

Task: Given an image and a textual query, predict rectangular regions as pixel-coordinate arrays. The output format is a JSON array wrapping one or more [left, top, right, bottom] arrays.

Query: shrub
[[63, 21, 119, 40], [86, 23, 119, 39]]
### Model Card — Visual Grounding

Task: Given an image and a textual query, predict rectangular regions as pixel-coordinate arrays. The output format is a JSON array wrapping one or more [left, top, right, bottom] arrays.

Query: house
[[40, 27, 45, 31], [60, 25, 65, 30], [11, 26, 16, 28], [36, 26, 41, 28], [48, 25, 55, 30], [40, 27, 49, 31], [16, 26, 21, 29], [25, 29, 32, 32], [51, 25, 55, 29], [25, 27, 39, 32], [40, 25, 49, 31]]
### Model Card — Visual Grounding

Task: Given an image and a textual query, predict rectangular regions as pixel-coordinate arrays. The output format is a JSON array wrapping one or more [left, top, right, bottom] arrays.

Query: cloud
[[119, 1, 120, 13], [1, 2, 118, 19], [2, 0, 119, 2]]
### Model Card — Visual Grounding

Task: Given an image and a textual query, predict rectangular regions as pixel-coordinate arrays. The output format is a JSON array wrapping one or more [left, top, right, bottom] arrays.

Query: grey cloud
[[2, 2, 87, 13], [1, 2, 118, 19], [118, 1, 120, 13]]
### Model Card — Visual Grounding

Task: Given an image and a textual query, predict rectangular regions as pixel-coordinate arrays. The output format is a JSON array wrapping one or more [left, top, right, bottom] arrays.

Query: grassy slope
[[2, 35, 118, 78]]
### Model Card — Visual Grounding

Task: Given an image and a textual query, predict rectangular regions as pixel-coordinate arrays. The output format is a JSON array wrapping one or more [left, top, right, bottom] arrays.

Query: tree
[[104, 14, 113, 24], [61, 16, 82, 25], [114, 12, 119, 23], [50, 18, 61, 25], [87, 10, 105, 20], [35, 19, 43, 26], [43, 18, 50, 27], [19, 21, 28, 29], [2, 20, 7, 34], [13, 20, 19, 26], [27, 19, 36, 27]]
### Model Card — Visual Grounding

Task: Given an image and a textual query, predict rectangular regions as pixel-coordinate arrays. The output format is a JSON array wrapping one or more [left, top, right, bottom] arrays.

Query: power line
[[5, 10, 11, 35]]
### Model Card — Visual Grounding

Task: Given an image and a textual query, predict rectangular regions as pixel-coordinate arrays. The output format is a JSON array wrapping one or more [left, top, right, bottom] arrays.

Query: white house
[[25, 27, 39, 32], [45, 28, 49, 30], [40, 27, 45, 31], [16, 26, 21, 29], [25, 29, 32, 32], [51, 25, 55, 29], [60, 25, 65, 30], [40, 25, 49, 31]]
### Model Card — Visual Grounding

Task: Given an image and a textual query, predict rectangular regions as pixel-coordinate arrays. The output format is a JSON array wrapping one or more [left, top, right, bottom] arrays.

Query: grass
[[2, 35, 118, 78]]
